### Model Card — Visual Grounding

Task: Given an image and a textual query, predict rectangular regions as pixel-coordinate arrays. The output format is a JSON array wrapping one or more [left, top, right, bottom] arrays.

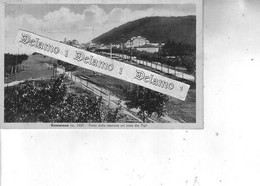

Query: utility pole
[[15, 48, 19, 81], [110, 43, 112, 59], [108, 93, 111, 107], [53, 59, 54, 78], [130, 38, 133, 61], [121, 35, 126, 60]]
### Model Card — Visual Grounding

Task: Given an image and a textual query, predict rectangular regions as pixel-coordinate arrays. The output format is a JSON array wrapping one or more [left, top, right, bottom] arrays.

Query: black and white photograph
[[2, 0, 260, 186], [2, 0, 203, 128]]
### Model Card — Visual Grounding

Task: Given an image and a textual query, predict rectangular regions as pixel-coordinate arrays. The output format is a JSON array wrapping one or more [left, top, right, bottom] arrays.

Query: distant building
[[111, 44, 120, 48], [125, 36, 150, 48], [135, 43, 165, 53], [99, 45, 110, 50]]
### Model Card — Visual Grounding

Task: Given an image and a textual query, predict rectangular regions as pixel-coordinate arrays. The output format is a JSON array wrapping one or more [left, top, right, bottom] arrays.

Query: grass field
[[167, 88, 196, 123], [5, 54, 56, 83]]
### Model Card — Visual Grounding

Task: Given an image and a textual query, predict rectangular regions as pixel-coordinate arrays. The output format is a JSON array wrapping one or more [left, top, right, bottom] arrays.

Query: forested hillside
[[92, 16, 196, 45]]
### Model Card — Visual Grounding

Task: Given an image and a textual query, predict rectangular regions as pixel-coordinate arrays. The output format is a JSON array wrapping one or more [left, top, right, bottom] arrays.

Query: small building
[[111, 44, 120, 48], [125, 36, 150, 48], [135, 43, 164, 53]]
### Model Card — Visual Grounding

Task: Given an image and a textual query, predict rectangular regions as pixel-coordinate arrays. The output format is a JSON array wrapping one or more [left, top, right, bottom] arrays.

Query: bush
[[179, 55, 196, 74], [125, 85, 169, 123], [4, 75, 121, 123]]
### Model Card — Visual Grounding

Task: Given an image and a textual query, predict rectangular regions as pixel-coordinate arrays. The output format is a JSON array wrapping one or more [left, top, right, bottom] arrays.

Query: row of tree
[[96, 46, 196, 74], [161, 40, 196, 56], [5, 53, 28, 75]]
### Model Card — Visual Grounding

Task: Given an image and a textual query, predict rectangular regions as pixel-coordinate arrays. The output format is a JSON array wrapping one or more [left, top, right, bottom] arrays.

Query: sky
[[5, 4, 196, 54]]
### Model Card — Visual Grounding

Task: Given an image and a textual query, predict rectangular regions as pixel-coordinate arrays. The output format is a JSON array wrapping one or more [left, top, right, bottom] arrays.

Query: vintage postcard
[[1, 0, 203, 129]]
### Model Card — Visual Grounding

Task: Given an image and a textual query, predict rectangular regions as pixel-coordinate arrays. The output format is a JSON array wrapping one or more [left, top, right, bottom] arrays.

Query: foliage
[[124, 85, 169, 122], [4, 75, 121, 123], [5, 53, 28, 74], [57, 60, 78, 72], [179, 55, 196, 74], [103, 100, 123, 122], [92, 16, 196, 46], [162, 40, 196, 56]]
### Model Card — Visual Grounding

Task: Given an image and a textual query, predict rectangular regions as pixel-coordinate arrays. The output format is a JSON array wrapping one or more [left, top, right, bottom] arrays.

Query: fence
[[101, 52, 195, 82], [57, 68, 119, 107]]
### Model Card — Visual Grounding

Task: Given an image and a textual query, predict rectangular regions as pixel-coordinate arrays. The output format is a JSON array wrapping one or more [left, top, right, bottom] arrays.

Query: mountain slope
[[92, 16, 196, 45]]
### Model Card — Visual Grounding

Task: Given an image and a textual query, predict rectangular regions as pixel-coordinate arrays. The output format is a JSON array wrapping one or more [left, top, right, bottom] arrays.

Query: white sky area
[[5, 4, 196, 54]]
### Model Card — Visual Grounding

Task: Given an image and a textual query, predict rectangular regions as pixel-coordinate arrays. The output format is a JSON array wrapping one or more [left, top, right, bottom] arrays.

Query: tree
[[4, 53, 28, 74], [162, 40, 195, 57], [57, 60, 77, 72], [181, 55, 196, 74], [125, 85, 169, 122], [103, 100, 122, 122], [4, 75, 122, 123]]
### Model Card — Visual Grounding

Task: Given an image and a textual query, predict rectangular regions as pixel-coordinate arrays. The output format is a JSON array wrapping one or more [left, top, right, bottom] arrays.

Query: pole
[[52, 59, 55, 79], [130, 47, 132, 61], [15, 48, 19, 81], [130, 38, 133, 61], [108, 93, 110, 107], [110, 44, 112, 59]]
